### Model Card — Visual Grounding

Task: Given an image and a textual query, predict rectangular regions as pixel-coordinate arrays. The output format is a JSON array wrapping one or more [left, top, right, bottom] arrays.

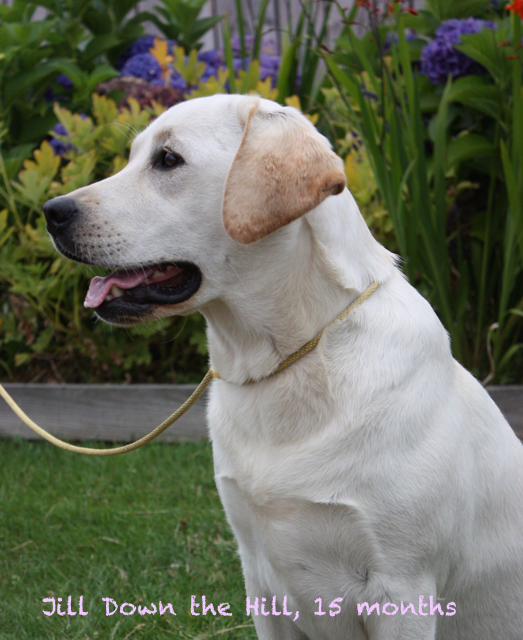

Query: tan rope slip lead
[[0, 282, 379, 456]]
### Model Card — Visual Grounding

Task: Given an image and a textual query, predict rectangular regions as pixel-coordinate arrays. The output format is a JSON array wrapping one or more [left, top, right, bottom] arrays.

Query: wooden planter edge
[[0, 384, 521, 443]]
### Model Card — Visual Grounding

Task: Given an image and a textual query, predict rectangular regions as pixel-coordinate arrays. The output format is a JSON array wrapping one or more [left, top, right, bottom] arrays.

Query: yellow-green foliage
[[189, 67, 229, 98], [173, 45, 206, 86], [187, 59, 280, 101], [14, 94, 162, 207], [149, 37, 175, 84], [11, 143, 61, 208]]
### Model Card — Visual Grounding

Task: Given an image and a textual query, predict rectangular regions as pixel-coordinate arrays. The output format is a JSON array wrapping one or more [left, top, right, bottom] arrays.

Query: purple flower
[[350, 130, 362, 151], [114, 37, 283, 91], [197, 49, 226, 83], [49, 116, 87, 156], [230, 35, 278, 57], [49, 139, 69, 156], [199, 65, 219, 83], [421, 18, 497, 85], [259, 53, 281, 87], [229, 52, 281, 87], [121, 53, 163, 82], [116, 36, 177, 71], [361, 85, 378, 101], [435, 18, 497, 43], [231, 35, 255, 56], [259, 38, 279, 56], [383, 32, 398, 52], [50, 123, 70, 155], [229, 37, 281, 86], [170, 72, 188, 91], [198, 49, 224, 67], [233, 57, 250, 73], [53, 123, 68, 136], [56, 74, 74, 90], [44, 73, 74, 104], [44, 85, 58, 104], [116, 36, 156, 71]]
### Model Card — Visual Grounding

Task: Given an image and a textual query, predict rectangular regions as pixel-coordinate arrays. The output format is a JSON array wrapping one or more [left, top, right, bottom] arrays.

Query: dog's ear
[[222, 100, 346, 244]]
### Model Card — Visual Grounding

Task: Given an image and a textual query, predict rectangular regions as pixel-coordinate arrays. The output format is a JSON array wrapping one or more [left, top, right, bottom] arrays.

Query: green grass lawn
[[0, 439, 257, 639]]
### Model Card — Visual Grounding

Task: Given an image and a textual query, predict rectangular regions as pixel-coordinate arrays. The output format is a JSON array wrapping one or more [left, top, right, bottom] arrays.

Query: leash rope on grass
[[0, 282, 379, 456]]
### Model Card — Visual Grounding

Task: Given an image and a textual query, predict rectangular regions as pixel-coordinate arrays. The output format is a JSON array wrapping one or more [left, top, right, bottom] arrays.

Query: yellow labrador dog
[[43, 95, 523, 639]]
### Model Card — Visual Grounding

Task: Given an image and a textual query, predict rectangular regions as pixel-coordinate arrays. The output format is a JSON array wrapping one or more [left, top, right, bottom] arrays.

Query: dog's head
[[43, 95, 346, 326]]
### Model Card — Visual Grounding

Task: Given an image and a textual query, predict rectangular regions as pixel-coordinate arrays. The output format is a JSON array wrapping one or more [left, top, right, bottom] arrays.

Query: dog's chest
[[207, 379, 384, 625], [214, 469, 380, 637], [207, 372, 348, 499]]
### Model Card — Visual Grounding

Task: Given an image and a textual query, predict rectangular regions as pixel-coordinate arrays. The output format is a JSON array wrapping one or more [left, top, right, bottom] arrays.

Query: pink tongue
[[84, 268, 153, 308]]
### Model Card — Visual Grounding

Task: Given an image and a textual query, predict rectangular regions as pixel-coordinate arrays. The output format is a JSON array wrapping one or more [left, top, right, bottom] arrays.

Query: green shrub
[[322, 0, 523, 383], [0, 0, 225, 184], [143, 0, 223, 52], [0, 0, 150, 172]]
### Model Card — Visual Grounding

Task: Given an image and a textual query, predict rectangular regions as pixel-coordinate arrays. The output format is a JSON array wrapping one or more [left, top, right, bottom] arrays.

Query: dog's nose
[[43, 197, 78, 235]]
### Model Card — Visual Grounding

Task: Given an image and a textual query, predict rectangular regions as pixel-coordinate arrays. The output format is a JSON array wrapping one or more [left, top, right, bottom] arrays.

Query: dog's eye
[[161, 149, 184, 169]]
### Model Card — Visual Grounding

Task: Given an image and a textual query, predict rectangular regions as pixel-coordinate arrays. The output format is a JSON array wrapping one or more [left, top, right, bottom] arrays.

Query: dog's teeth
[[152, 270, 163, 278], [106, 294, 114, 302], [111, 285, 124, 298]]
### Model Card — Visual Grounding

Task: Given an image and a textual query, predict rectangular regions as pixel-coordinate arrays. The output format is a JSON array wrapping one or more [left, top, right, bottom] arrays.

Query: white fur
[[61, 95, 523, 639]]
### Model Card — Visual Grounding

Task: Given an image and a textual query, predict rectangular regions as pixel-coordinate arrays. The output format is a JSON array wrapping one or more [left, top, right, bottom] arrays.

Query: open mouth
[[85, 262, 202, 323]]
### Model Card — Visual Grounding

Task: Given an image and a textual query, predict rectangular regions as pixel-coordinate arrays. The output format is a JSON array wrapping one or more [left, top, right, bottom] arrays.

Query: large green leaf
[[445, 76, 502, 120], [48, 59, 87, 88], [86, 65, 119, 93], [112, 0, 143, 23], [3, 63, 57, 105], [3, 20, 55, 48], [80, 34, 121, 64], [424, 0, 489, 21], [82, 5, 111, 35], [456, 28, 510, 84], [0, 1, 36, 23], [401, 10, 439, 35], [186, 15, 223, 46], [446, 75, 500, 104], [501, 140, 523, 265], [222, 13, 235, 94], [447, 133, 494, 169], [276, 36, 302, 105], [147, 14, 180, 41], [17, 114, 57, 145], [1, 143, 36, 179]]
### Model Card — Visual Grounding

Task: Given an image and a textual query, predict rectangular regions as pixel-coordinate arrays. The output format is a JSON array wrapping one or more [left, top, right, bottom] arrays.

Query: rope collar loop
[[211, 281, 380, 385], [0, 282, 379, 456]]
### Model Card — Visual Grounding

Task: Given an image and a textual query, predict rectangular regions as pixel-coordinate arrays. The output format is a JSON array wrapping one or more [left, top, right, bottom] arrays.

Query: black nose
[[43, 197, 78, 235]]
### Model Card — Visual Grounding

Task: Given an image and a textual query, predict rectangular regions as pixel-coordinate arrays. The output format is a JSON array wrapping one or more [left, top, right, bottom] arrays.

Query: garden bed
[[2, 0, 523, 393]]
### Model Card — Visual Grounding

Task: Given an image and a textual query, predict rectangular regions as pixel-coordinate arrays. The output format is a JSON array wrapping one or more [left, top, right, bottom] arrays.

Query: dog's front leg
[[249, 609, 310, 640], [361, 588, 439, 640], [364, 613, 437, 640], [243, 570, 309, 640]]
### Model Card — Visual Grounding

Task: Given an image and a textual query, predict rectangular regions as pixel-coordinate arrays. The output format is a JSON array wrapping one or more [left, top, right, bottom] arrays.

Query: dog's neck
[[201, 191, 395, 385]]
